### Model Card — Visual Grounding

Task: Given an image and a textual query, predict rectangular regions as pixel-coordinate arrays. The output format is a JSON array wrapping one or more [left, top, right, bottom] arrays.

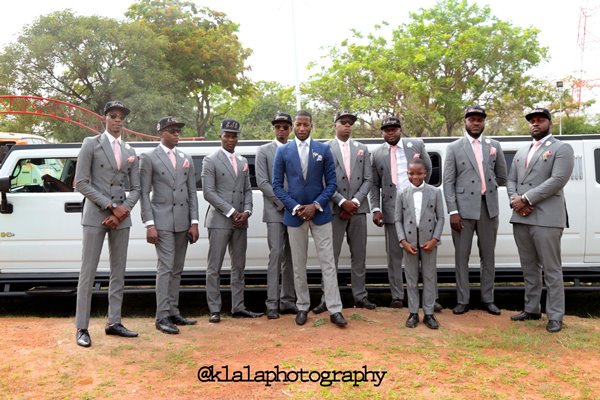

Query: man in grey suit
[[369, 116, 432, 309], [508, 108, 574, 333], [255, 112, 297, 320], [140, 117, 200, 335], [202, 119, 263, 323], [443, 105, 507, 316], [74, 101, 141, 348], [313, 110, 375, 313]]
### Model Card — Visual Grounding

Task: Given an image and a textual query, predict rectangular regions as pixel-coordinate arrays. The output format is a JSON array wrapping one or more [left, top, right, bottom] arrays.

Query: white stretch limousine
[[0, 135, 599, 295]]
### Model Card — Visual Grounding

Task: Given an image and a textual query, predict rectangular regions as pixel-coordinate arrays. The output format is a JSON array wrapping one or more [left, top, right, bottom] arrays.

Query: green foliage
[[305, 0, 549, 137], [126, 0, 252, 137], [0, 10, 192, 142]]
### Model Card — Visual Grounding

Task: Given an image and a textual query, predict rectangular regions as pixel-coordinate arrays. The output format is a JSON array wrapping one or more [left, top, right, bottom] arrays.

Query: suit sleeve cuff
[[191, 220, 199, 225], [292, 205, 301, 215], [449, 210, 459, 215], [225, 208, 235, 218], [145, 220, 155, 228], [352, 198, 360, 206], [372, 208, 381, 213]]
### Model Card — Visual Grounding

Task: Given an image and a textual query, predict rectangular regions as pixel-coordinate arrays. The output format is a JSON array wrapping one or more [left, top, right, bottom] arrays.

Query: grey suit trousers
[[155, 230, 189, 320], [404, 247, 438, 314], [513, 224, 565, 320], [331, 213, 368, 301], [384, 223, 405, 300], [76, 225, 129, 329], [206, 228, 247, 313], [451, 197, 498, 304], [265, 222, 296, 311], [288, 221, 343, 314]]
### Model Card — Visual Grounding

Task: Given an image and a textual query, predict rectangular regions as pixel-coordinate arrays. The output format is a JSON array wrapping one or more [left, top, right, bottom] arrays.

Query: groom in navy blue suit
[[273, 110, 347, 327]]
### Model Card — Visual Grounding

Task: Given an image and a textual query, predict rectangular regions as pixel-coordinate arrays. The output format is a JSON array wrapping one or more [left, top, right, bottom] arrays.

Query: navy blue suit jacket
[[272, 138, 337, 227]]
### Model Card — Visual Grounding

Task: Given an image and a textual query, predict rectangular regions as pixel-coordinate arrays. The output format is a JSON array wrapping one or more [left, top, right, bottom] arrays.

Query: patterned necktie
[[526, 140, 542, 168], [168, 149, 176, 169], [300, 142, 308, 179], [473, 138, 486, 194], [113, 139, 121, 170], [230, 153, 238, 176], [343, 142, 351, 179], [390, 145, 397, 186]]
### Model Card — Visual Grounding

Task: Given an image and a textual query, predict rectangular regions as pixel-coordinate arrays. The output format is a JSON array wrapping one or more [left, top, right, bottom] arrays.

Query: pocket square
[[413, 153, 421, 159], [127, 156, 136, 164], [489, 147, 497, 156], [182, 159, 190, 169], [357, 149, 364, 156]]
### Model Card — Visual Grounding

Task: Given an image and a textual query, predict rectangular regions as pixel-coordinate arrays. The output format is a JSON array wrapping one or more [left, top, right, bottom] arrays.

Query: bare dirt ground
[[1, 304, 599, 400]]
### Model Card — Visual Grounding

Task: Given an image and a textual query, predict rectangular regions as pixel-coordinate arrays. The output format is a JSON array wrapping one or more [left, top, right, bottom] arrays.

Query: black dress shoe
[[423, 314, 440, 329], [434, 302, 443, 313], [232, 309, 264, 318], [452, 303, 470, 315], [209, 312, 221, 323], [105, 323, 139, 337], [405, 313, 419, 328], [510, 311, 542, 321], [170, 315, 197, 326], [390, 298, 403, 309], [312, 302, 327, 314], [355, 297, 377, 310], [280, 306, 298, 315], [330, 312, 348, 327], [546, 320, 563, 333], [266, 309, 280, 319], [156, 318, 179, 334], [482, 303, 501, 316], [76, 329, 91, 347], [295, 311, 308, 326]]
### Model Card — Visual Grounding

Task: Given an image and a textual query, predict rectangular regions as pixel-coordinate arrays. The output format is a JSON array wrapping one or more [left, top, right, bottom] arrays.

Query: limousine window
[[9, 158, 76, 192], [595, 149, 600, 184], [428, 152, 442, 186], [192, 155, 259, 190]]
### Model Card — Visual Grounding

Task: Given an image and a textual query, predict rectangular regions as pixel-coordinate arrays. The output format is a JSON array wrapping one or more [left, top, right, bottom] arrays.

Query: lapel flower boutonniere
[[406, 142, 413, 149], [127, 156, 136, 164], [243, 163, 249, 172], [489, 147, 497, 156], [182, 159, 190, 169], [178, 152, 184, 158], [125, 143, 131, 150], [542, 150, 552, 161], [312, 150, 323, 162], [357, 149, 364, 157], [413, 153, 421, 159]]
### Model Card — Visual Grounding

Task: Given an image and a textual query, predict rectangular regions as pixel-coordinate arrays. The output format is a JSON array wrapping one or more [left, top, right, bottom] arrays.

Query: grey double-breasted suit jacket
[[140, 146, 199, 232]]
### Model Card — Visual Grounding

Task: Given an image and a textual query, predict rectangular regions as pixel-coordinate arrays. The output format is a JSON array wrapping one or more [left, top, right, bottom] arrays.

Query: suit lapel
[[330, 140, 345, 178], [218, 150, 237, 179], [349, 140, 358, 177], [528, 138, 553, 171], [420, 186, 431, 221], [462, 137, 479, 173], [156, 146, 176, 179], [100, 134, 119, 172]]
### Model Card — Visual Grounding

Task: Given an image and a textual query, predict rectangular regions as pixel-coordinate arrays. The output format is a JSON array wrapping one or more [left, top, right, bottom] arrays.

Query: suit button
[[161, 172, 164, 175], [181, 189, 183, 192], [408, 231, 412, 234], [173, 203, 176, 206], [110, 184, 113, 187], [428, 219, 432, 222], [471, 192, 474, 195], [343, 188, 346, 191], [472, 180, 475, 183], [100, 164, 104, 168], [111, 196, 114, 199], [180, 203, 183, 206], [429, 229, 432, 232], [342, 177, 346, 180]]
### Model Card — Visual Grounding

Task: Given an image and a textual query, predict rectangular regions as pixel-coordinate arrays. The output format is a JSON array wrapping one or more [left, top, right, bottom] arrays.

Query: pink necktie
[[473, 138, 486, 194], [343, 142, 351, 179], [230, 153, 238, 176], [168, 149, 176, 169], [113, 140, 121, 170], [390, 145, 397, 186], [526, 141, 542, 168]]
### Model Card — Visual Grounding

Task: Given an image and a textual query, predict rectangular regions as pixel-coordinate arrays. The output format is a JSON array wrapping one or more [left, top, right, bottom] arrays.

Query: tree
[[0, 10, 192, 142], [306, 0, 548, 137], [126, 0, 252, 137]]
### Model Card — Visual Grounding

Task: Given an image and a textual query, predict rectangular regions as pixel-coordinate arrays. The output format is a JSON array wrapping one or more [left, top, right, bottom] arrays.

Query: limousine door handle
[[64, 202, 83, 213]]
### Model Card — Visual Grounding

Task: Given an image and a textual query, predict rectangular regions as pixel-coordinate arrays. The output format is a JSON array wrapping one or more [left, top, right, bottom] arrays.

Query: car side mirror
[[0, 176, 13, 214]]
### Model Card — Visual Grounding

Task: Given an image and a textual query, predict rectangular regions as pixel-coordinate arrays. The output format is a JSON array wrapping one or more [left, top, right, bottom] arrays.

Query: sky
[[2, 0, 600, 112]]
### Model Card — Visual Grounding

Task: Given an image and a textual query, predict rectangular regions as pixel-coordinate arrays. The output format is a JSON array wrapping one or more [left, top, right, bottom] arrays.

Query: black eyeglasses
[[108, 113, 126, 120], [165, 128, 181, 134], [338, 119, 355, 126]]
